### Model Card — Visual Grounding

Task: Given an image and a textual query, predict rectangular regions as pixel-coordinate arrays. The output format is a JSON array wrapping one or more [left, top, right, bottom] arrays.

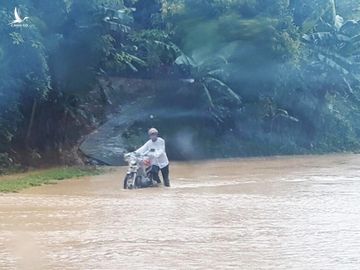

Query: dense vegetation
[[1, 0, 360, 170]]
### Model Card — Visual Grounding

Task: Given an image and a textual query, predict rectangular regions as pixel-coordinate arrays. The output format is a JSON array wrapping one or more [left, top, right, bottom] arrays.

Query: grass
[[0, 166, 102, 193]]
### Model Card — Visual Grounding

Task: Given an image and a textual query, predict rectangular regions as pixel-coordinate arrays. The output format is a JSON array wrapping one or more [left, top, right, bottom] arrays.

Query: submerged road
[[1, 154, 360, 269]]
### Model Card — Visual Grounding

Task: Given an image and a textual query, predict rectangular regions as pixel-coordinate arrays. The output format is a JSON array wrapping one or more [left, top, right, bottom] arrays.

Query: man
[[135, 128, 170, 187]]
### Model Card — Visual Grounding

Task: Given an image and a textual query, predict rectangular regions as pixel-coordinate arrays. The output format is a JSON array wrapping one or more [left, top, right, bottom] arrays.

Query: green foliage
[[130, 29, 180, 68], [0, 153, 17, 175], [0, 3, 51, 163], [301, 3, 360, 113], [0, 0, 169, 166], [166, 0, 360, 154], [1, 0, 360, 166], [337, 0, 360, 20], [176, 53, 241, 121]]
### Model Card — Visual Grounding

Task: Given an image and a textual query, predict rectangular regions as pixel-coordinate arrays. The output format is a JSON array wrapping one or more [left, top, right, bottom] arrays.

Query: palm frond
[[205, 77, 241, 103], [175, 54, 197, 67], [301, 2, 334, 33], [202, 83, 215, 108]]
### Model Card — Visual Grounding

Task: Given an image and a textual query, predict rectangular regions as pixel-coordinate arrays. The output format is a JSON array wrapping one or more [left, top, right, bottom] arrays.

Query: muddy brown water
[[1, 154, 360, 269]]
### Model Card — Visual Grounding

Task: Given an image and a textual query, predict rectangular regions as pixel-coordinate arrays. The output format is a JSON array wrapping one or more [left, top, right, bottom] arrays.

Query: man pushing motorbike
[[135, 128, 170, 187]]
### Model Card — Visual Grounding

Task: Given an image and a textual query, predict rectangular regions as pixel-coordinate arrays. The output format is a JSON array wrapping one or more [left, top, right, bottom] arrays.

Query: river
[[1, 154, 360, 269]]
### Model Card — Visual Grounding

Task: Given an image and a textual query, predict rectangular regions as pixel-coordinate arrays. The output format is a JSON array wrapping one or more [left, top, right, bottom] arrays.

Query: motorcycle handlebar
[[124, 152, 150, 159]]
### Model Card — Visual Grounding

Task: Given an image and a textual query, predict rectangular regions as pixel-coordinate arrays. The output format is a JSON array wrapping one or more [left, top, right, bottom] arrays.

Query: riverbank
[[0, 167, 102, 193]]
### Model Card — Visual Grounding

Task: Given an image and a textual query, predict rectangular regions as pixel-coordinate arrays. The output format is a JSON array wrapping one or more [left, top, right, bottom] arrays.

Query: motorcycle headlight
[[130, 160, 137, 166]]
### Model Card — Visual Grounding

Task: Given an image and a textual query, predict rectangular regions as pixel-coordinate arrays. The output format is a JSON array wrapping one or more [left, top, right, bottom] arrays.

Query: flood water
[[1, 154, 360, 269]]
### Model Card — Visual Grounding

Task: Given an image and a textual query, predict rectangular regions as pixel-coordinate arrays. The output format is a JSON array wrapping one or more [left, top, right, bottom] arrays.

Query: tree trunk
[[25, 99, 37, 149], [330, 0, 337, 26]]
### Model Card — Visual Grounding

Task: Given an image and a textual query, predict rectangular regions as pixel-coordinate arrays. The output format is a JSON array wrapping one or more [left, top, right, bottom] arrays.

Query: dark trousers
[[151, 165, 170, 187]]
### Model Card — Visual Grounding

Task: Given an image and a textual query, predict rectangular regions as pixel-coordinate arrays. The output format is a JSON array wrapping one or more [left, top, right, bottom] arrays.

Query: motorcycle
[[123, 152, 157, 189]]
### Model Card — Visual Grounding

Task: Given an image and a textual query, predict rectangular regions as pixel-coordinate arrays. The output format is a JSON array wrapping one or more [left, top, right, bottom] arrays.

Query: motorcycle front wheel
[[123, 173, 136, 189]]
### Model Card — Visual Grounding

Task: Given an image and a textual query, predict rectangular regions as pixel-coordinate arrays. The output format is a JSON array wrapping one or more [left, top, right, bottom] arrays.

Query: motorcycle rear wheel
[[135, 176, 142, 188]]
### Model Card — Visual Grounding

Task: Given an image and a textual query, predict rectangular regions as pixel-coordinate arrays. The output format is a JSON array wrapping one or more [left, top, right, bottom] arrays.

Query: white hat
[[148, 128, 159, 135]]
